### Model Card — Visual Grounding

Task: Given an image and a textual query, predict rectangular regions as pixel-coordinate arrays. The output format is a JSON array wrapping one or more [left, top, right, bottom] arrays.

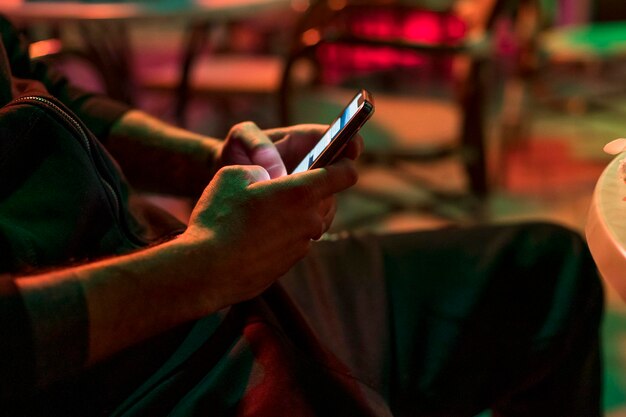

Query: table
[[586, 150, 626, 302], [0, 0, 292, 104], [541, 20, 626, 64], [0, 0, 292, 25]]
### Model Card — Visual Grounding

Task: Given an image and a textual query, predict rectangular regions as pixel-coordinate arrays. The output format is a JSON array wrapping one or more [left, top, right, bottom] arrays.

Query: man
[[0, 16, 603, 416]]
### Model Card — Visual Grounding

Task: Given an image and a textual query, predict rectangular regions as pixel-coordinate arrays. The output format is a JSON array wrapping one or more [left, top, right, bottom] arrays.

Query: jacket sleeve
[[0, 235, 89, 402], [0, 272, 36, 401], [0, 16, 131, 142]]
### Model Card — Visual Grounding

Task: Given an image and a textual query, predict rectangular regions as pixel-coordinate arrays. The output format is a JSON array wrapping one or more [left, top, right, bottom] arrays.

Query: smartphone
[[290, 89, 375, 174]]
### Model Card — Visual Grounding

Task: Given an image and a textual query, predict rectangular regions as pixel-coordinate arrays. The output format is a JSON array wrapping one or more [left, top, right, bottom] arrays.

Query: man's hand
[[15, 120, 362, 372], [216, 121, 364, 177], [181, 158, 358, 310]]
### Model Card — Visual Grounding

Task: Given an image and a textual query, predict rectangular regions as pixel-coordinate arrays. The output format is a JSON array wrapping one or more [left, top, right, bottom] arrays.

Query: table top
[[542, 20, 626, 61], [586, 147, 626, 302], [0, 0, 292, 23]]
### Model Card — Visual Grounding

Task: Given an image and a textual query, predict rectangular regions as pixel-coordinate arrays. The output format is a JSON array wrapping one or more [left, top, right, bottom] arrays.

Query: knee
[[510, 221, 584, 251], [510, 222, 597, 279], [506, 221, 603, 323]]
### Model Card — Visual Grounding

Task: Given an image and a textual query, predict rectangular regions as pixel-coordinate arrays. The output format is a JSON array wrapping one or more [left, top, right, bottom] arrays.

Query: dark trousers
[[281, 222, 604, 416], [23, 222, 603, 416]]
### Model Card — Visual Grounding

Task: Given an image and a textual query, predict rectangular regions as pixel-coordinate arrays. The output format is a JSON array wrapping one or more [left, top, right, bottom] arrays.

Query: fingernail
[[253, 147, 287, 178]]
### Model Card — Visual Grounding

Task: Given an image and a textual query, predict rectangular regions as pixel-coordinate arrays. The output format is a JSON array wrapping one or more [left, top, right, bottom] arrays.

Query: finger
[[250, 146, 286, 179], [247, 158, 357, 221], [312, 225, 325, 241], [302, 211, 326, 241], [273, 125, 364, 170], [241, 165, 272, 185], [317, 196, 334, 218], [319, 196, 337, 233], [314, 198, 338, 239], [229, 121, 287, 178], [341, 134, 364, 161], [272, 124, 329, 169], [296, 158, 359, 203], [265, 124, 327, 145]]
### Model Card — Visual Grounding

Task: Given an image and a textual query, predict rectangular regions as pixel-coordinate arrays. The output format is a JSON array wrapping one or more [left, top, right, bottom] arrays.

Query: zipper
[[10, 95, 147, 247]]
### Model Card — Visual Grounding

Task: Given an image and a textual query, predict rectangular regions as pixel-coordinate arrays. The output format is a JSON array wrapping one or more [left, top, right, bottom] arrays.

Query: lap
[[22, 222, 602, 417], [281, 222, 603, 415]]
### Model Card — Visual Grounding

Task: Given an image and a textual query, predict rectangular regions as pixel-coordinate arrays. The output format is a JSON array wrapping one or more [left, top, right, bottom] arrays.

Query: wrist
[[107, 110, 222, 196], [153, 232, 223, 315], [77, 233, 222, 363]]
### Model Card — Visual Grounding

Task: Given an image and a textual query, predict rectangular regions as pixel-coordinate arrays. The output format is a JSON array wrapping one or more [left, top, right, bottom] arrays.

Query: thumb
[[251, 145, 287, 179], [237, 164, 272, 185]]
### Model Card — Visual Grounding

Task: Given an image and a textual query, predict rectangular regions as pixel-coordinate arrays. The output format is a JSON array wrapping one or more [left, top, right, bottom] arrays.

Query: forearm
[[107, 110, 223, 196], [14, 234, 220, 386]]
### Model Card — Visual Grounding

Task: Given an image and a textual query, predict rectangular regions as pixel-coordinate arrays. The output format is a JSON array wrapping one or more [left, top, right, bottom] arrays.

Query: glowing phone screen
[[291, 94, 361, 174]]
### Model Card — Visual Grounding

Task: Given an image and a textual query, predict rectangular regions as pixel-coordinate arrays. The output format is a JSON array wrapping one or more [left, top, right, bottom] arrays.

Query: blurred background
[[2, 0, 626, 414]]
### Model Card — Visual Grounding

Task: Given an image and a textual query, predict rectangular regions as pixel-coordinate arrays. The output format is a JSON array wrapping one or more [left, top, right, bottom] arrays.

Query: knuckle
[[229, 121, 255, 137], [227, 123, 243, 137], [212, 167, 252, 193], [216, 165, 241, 179]]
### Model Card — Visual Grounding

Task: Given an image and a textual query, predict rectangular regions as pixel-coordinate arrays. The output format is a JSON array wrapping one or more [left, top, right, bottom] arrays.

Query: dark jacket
[[0, 17, 388, 417], [0, 15, 162, 405]]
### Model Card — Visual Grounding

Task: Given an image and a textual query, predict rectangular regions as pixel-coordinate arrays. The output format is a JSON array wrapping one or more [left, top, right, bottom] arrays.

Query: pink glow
[[404, 12, 440, 42], [318, 10, 466, 82], [349, 10, 466, 43]]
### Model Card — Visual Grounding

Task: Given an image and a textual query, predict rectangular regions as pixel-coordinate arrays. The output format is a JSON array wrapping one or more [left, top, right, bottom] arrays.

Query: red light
[[317, 9, 466, 81]]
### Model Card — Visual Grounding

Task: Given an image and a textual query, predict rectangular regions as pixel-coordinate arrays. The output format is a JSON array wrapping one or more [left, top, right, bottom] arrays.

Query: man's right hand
[[180, 158, 358, 312], [13, 124, 359, 376]]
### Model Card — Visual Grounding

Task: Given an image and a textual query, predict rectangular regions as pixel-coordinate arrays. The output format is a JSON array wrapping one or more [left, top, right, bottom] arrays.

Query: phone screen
[[291, 90, 373, 174]]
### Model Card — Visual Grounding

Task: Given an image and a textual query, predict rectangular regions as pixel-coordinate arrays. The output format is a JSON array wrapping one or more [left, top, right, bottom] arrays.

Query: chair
[[490, 1, 626, 189], [535, 20, 626, 113], [499, 0, 626, 137], [134, 8, 298, 133], [278, 0, 514, 227]]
